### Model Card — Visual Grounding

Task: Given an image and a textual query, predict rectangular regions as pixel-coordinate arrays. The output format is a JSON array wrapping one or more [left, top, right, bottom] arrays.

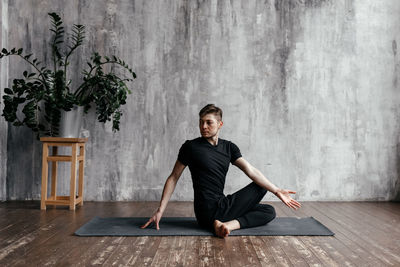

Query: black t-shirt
[[177, 136, 242, 213]]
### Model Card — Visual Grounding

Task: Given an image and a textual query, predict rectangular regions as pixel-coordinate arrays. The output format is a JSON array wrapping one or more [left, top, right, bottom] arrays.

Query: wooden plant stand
[[40, 137, 88, 210]]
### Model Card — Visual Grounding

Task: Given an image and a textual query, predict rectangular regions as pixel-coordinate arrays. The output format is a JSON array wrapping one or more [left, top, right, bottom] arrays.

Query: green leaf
[[4, 88, 13, 94], [1, 48, 8, 54], [3, 95, 12, 102]]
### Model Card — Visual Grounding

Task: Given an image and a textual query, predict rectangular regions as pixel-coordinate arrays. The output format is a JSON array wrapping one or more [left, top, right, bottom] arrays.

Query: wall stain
[[392, 40, 397, 56]]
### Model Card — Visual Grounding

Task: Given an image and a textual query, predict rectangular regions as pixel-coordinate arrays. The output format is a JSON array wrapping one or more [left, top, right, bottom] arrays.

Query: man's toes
[[223, 225, 230, 237], [216, 225, 225, 237], [217, 226, 224, 237]]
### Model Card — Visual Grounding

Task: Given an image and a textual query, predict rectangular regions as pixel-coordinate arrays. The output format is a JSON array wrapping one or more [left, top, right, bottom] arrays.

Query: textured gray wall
[[2, 0, 400, 201], [0, 0, 8, 201]]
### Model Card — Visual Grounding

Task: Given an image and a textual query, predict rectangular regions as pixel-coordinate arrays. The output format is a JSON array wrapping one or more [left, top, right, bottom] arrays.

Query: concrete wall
[[2, 0, 400, 201], [0, 0, 8, 201]]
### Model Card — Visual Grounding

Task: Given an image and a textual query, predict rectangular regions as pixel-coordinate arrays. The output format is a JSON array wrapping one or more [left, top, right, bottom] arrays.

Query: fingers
[[293, 200, 301, 208], [140, 217, 162, 230], [285, 199, 301, 210], [140, 218, 152, 229], [289, 198, 301, 208], [288, 190, 296, 194], [286, 201, 297, 210], [141, 217, 156, 229]]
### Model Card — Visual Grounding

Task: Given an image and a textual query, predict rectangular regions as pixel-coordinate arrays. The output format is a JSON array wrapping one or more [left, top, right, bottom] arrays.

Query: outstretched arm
[[233, 157, 301, 210], [141, 160, 186, 230]]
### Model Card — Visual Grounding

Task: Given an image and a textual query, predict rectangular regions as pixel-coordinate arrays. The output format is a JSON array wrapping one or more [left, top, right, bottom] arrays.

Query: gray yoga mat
[[74, 217, 334, 236]]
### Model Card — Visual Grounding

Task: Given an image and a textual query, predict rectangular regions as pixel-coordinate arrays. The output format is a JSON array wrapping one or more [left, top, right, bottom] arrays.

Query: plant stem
[[16, 54, 49, 90]]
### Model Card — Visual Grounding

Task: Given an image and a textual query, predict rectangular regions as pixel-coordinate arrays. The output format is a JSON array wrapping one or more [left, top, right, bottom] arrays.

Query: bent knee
[[260, 204, 276, 220], [270, 206, 276, 219]]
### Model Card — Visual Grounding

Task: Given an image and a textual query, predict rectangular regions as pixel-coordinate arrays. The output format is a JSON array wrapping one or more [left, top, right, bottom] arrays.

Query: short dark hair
[[199, 104, 223, 121]]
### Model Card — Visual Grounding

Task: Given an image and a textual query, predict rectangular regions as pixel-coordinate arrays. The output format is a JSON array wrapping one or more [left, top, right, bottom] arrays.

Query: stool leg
[[50, 146, 58, 201], [41, 143, 49, 210], [69, 143, 77, 210], [78, 144, 85, 206]]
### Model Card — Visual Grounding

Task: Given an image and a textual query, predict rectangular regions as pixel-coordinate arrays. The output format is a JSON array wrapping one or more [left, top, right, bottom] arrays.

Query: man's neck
[[204, 134, 219, 146]]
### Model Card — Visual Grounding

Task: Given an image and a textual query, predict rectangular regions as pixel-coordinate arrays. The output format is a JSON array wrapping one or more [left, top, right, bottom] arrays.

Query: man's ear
[[219, 120, 223, 128]]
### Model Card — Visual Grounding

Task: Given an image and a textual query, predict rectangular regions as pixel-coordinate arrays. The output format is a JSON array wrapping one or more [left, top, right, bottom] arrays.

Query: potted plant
[[0, 12, 136, 140]]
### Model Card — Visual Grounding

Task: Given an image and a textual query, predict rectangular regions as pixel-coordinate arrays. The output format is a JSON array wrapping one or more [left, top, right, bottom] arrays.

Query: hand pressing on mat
[[141, 208, 163, 230], [274, 189, 301, 210]]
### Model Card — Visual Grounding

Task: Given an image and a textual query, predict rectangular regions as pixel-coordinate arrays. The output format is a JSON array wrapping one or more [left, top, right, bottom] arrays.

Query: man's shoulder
[[184, 137, 202, 143], [181, 137, 202, 147], [219, 138, 236, 146]]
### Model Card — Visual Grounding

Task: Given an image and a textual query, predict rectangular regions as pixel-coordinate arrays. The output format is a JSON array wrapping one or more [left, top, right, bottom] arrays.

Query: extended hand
[[140, 208, 163, 230], [275, 189, 301, 210]]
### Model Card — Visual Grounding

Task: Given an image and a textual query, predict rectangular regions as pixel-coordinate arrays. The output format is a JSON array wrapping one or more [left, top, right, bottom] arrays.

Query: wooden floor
[[0, 201, 399, 267]]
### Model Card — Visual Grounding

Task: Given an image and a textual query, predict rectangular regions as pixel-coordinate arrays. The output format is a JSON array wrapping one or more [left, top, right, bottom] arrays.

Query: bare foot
[[213, 219, 230, 238]]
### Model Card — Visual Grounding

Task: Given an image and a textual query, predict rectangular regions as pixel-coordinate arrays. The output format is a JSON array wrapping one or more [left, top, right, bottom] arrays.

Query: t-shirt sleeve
[[230, 141, 242, 163], [177, 140, 190, 166]]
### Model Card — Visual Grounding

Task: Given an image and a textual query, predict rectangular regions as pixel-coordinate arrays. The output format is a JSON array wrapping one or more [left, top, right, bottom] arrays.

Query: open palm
[[276, 189, 301, 210]]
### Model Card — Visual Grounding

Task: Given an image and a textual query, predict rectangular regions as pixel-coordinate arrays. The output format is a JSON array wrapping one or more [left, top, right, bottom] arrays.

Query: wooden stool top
[[40, 137, 89, 143]]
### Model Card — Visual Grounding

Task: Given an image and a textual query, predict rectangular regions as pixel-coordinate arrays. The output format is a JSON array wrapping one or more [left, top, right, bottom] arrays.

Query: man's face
[[199, 114, 223, 138]]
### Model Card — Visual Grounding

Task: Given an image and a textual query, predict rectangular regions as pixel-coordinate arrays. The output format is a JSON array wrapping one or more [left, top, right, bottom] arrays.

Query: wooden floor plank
[[335, 202, 400, 237], [150, 236, 174, 267], [274, 203, 340, 266], [283, 202, 370, 266], [0, 200, 399, 267], [198, 236, 217, 266], [262, 237, 294, 267], [309, 202, 400, 266], [363, 202, 400, 223], [322, 202, 400, 261], [166, 236, 188, 266], [326, 201, 400, 239], [211, 237, 232, 266], [368, 201, 400, 216], [132, 236, 163, 266], [238, 236, 263, 266], [249, 236, 278, 266], [0, 202, 103, 266], [303, 202, 389, 267], [59, 202, 146, 266], [0, 208, 58, 246], [182, 236, 200, 266], [6, 202, 117, 266], [272, 203, 324, 266]]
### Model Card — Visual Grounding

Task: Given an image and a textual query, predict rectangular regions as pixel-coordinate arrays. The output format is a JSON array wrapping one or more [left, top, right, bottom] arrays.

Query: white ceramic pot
[[59, 105, 84, 138]]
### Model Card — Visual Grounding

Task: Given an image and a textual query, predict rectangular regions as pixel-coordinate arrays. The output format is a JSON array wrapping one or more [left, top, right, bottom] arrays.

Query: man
[[141, 104, 301, 238]]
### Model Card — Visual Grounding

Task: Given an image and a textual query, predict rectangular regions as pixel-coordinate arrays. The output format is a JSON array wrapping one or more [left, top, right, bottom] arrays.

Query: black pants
[[196, 182, 276, 232]]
